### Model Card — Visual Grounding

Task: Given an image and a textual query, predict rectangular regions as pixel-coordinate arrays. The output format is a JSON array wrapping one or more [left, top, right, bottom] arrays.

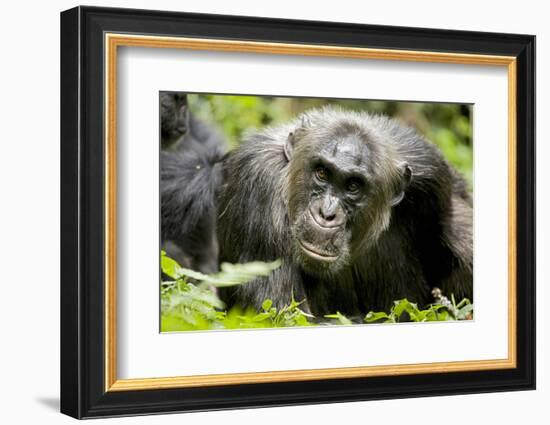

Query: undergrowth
[[160, 252, 473, 332]]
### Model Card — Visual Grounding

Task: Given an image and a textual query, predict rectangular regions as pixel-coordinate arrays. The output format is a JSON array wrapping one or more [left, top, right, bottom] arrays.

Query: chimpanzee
[[160, 92, 225, 274], [160, 92, 223, 152], [217, 106, 473, 317]]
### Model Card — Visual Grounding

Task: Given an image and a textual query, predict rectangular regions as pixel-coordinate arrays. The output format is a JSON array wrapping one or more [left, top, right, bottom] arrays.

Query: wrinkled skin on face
[[286, 118, 412, 276]]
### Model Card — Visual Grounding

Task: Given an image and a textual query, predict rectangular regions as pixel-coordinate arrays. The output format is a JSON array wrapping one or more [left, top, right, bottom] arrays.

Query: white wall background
[[0, 0, 544, 423]]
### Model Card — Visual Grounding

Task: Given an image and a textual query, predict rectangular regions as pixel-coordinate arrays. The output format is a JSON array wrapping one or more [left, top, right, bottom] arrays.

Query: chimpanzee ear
[[284, 131, 295, 161], [284, 115, 311, 162], [390, 163, 413, 207], [173, 93, 188, 106], [175, 102, 190, 134]]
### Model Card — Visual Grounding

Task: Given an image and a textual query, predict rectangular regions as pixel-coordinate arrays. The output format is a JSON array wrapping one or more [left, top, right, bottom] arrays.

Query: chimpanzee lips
[[298, 239, 339, 262]]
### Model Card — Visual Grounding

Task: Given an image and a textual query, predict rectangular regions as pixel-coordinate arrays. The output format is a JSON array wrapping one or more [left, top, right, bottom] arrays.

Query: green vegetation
[[188, 94, 473, 185], [160, 252, 312, 331], [161, 252, 473, 332], [365, 297, 473, 324]]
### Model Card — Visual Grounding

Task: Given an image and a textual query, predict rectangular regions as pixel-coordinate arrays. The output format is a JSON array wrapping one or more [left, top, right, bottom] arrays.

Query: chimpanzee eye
[[346, 180, 361, 194], [315, 166, 328, 181]]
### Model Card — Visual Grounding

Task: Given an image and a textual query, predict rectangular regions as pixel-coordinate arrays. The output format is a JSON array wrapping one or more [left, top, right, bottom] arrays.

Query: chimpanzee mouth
[[298, 239, 339, 262]]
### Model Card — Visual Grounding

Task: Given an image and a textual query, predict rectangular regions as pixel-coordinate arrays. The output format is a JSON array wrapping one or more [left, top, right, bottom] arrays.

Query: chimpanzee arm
[[439, 194, 474, 302], [220, 261, 310, 313]]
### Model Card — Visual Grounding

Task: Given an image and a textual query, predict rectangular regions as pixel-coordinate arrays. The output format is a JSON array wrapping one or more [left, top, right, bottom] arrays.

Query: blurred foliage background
[[188, 94, 473, 187]]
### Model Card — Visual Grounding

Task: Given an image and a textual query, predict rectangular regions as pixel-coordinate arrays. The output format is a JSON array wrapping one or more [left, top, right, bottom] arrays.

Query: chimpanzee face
[[160, 92, 189, 148], [286, 118, 411, 275]]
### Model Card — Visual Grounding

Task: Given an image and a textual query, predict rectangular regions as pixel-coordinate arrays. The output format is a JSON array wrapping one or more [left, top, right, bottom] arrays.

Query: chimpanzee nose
[[319, 207, 336, 222], [310, 195, 345, 228]]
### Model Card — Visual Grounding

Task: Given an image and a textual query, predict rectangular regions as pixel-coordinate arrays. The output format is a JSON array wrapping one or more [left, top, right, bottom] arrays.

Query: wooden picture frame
[[60, 5, 535, 419]]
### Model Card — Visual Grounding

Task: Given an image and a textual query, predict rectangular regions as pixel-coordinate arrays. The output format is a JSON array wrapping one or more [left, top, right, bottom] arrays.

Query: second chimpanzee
[[160, 92, 226, 274]]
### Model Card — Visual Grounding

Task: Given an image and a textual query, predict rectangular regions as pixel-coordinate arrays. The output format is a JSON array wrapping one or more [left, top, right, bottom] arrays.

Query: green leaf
[[392, 299, 410, 318], [365, 311, 391, 323], [457, 303, 474, 320], [262, 299, 273, 311], [175, 267, 210, 282], [408, 309, 427, 322], [324, 312, 352, 325], [160, 251, 182, 279], [175, 259, 282, 288], [456, 298, 472, 309], [252, 312, 272, 322]]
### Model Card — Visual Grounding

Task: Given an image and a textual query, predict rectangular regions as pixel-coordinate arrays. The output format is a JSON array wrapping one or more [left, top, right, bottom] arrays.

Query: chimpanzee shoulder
[[218, 123, 295, 263]]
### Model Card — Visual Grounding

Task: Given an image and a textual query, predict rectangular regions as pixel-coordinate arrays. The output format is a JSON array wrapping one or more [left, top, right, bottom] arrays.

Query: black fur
[[160, 92, 226, 273], [160, 92, 223, 152], [161, 145, 224, 273], [218, 107, 473, 317]]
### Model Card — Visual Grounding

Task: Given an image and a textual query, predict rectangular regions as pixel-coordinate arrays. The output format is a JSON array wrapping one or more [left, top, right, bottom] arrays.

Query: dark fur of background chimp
[[160, 92, 226, 274], [217, 107, 473, 317]]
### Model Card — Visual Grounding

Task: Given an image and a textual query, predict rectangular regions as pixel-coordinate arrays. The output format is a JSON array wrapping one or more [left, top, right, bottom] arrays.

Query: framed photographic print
[[60, 6, 536, 419]]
